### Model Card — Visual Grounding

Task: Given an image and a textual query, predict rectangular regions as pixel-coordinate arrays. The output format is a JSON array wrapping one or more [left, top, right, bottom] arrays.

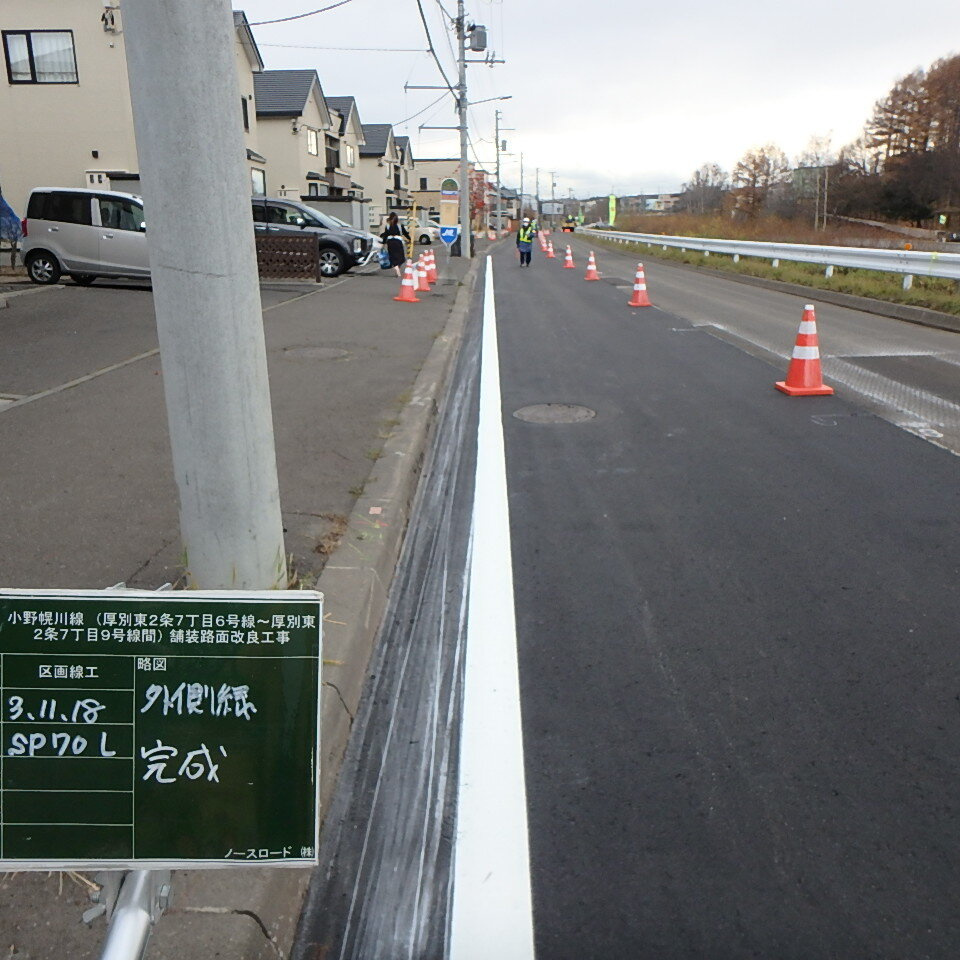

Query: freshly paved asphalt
[[292, 240, 960, 959], [495, 241, 960, 958]]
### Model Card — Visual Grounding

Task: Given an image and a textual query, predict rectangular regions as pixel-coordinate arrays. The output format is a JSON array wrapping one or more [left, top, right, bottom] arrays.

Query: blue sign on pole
[[439, 225, 461, 246]]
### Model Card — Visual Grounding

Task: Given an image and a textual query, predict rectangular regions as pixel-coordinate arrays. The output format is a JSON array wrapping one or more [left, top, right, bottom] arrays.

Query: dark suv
[[252, 198, 375, 277]]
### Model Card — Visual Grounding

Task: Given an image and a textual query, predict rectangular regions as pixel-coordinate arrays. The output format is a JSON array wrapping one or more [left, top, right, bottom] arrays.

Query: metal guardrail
[[582, 228, 960, 288]]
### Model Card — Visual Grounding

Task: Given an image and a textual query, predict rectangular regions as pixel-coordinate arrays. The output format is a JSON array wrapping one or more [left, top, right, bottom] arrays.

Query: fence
[[583, 228, 960, 290], [255, 234, 322, 281]]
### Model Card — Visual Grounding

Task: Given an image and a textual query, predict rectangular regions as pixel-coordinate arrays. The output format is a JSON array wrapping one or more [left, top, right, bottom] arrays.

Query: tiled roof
[[253, 70, 321, 117], [326, 96, 358, 135], [395, 135, 413, 163], [360, 124, 392, 157]]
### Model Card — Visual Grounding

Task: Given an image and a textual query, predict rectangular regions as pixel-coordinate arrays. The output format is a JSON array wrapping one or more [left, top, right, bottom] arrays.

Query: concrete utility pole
[[122, 0, 287, 591], [495, 110, 502, 235], [535, 168, 540, 221], [457, 0, 472, 258], [519, 152, 524, 217]]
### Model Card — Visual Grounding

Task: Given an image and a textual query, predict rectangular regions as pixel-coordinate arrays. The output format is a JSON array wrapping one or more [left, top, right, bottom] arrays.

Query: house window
[[241, 97, 249, 132], [308, 183, 319, 197], [3, 30, 78, 83], [306, 129, 319, 156], [419, 177, 427, 191], [251, 168, 266, 196], [345, 144, 355, 167]]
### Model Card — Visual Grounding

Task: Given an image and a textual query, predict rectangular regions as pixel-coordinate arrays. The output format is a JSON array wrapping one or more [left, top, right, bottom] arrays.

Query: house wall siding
[[0, 1, 262, 213]]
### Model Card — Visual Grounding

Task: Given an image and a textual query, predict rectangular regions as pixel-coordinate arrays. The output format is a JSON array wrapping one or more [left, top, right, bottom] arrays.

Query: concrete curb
[[164, 258, 484, 960], [588, 238, 960, 334], [316, 258, 480, 815]]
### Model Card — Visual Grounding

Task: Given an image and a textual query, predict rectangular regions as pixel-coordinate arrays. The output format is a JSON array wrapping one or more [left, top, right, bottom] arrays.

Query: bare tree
[[732, 144, 790, 218], [679, 163, 728, 215], [866, 69, 933, 163], [797, 135, 836, 168]]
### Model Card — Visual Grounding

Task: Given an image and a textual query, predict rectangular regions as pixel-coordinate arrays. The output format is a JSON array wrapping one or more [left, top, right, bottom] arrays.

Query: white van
[[21, 187, 149, 285]]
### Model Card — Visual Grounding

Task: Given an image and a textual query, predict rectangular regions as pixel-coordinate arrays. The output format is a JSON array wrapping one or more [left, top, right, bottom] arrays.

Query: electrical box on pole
[[469, 25, 487, 51]]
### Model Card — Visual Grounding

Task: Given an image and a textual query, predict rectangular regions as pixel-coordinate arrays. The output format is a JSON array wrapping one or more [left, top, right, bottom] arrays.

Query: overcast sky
[[239, 0, 959, 198]]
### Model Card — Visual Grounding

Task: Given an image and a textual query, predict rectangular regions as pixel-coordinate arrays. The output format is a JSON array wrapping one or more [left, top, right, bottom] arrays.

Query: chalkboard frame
[[0, 587, 322, 871]]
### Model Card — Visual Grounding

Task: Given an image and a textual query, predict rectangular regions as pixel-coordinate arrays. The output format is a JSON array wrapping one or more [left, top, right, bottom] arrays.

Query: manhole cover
[[513, 403, 596, 423], [283, 346, 350, 361]]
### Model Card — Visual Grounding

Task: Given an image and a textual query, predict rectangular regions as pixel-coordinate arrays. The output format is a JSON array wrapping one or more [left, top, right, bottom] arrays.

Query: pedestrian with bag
[[516, 216, 537, 267], [380, 212, 410, 278]]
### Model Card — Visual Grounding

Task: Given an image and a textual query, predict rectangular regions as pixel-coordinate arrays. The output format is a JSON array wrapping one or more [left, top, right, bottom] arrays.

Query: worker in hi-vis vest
[[516, 216, 537, 267]]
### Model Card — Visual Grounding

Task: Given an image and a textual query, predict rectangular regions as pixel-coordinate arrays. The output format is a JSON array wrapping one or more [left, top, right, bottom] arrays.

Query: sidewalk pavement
[[0, 246, 483, 958]]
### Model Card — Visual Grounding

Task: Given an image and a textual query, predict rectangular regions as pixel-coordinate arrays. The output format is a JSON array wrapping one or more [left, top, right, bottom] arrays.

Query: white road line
[[449, 258, 535, 960]]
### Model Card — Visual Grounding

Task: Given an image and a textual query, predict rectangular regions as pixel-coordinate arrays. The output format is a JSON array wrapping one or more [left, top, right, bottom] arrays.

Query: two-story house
[[324, 96, 365, 198], [0, 4, 266, 213], [252, 69, 333, 200], [358, 124, 411, 229], [410, 157, 471, 222], [394, 136, 414, 210]]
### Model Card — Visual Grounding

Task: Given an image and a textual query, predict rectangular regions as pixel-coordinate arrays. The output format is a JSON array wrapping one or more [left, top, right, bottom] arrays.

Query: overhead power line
[[248, 0, 354, 26], [414, 0, 458, 96], [260, 43, 426, 52], [395, 91, 451, 127]]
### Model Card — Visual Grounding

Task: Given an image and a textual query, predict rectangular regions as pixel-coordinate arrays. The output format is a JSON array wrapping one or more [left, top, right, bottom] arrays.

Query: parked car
[[251, 198, 376, 276], [21, 187, 149, 285], [20, 188, 377, 285], [415, 221, 441, 245]]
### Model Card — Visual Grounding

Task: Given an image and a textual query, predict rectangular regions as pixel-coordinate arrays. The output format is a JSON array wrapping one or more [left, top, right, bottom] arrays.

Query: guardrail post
[[772, 259, 779, 268], [903, 274, 914, 290], [825, 265, 835, 278], [733, 254, 740, 263]]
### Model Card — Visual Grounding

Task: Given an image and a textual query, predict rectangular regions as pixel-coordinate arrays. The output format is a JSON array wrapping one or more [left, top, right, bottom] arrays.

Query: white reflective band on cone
[[793, 346, 820, 360], [798, 321, 818, 334]]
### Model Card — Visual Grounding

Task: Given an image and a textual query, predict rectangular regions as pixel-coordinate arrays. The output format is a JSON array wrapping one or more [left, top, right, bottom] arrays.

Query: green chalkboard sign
[[0, 588, 322, 870]]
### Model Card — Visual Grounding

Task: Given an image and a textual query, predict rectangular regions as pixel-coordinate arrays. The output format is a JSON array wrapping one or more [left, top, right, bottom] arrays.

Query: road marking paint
[[449, 257, 535, 960], [0, 276, 353, 416], [1, 348, 162, 413]]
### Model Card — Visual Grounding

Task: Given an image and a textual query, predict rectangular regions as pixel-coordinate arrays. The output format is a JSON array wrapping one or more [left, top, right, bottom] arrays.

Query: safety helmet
[[522, 217, 530, 224]]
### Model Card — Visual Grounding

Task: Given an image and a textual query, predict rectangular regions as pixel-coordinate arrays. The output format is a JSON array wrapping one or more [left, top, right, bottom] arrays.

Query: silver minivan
[[21, 187, 149, 285]]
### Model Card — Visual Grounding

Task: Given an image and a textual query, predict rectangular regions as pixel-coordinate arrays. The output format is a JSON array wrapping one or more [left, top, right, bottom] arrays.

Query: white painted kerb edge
[[449, 258, 536, 959]]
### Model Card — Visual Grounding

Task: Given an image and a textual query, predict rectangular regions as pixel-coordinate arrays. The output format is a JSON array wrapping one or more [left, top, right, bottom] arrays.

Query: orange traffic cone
[[424, 250, 438, 284], [546, 240, 556, 259], [775, 304, 834, 396], [627, 263, 652, 307], [563, 245, 575, 269], [584, 251, 600, 281], [393, 261, 420, 303], [414, 257, 431, 292]]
